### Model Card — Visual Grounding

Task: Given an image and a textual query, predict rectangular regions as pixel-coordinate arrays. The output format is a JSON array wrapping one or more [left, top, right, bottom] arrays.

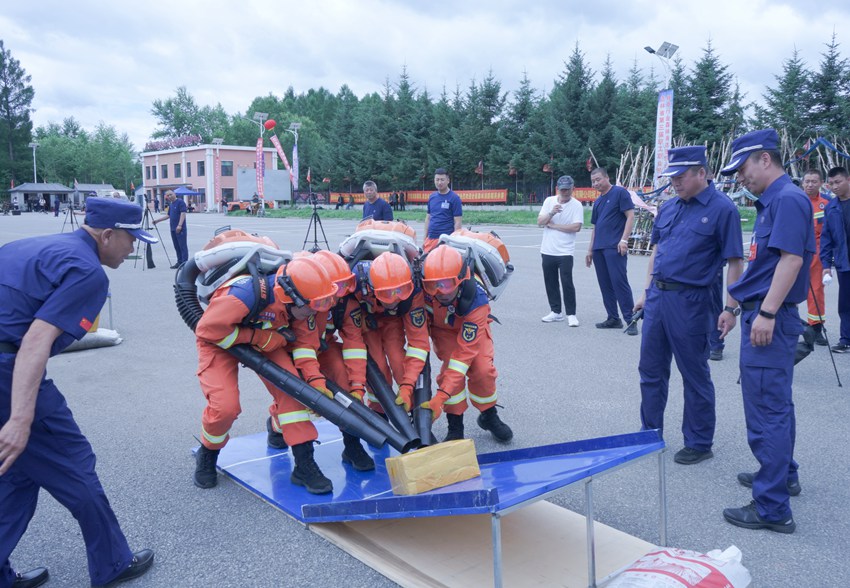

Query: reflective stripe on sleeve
[[405, 346, 428, 361], [342, 348, 368, 360], [292, 348, 317, 361], [216, 327, 240, 349]]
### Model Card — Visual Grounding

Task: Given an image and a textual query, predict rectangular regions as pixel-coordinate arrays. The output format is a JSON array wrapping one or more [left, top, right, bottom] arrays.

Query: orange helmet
[[313, 250, 356, 297], [274, 257, 337, 312], [202, 229, 278, 251], [422, 245, 470, 296], [369, 252, 414, 305]]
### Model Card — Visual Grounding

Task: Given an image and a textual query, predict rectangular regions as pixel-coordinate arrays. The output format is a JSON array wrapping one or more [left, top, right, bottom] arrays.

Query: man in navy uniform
[[0, 198, 156, 587], [585, 167, 637, 334], [634, 146, 743, 466], [718, 128, 814, 534], [362, 180, 393, 221]]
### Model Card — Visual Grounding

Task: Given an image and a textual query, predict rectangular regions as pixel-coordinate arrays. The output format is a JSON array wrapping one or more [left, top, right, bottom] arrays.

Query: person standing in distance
[[585, 167, 637, 334], [362, 181, 393, 221], [538, 175, 584, 326], [153, 190, 188, 269], [801, 169, 829, 345], [0, 198, 156, 588], [718, 128, 814, 534], [634, 146, 743, 466], [423, 168, 463, 252], [819, 167, 850, 352]]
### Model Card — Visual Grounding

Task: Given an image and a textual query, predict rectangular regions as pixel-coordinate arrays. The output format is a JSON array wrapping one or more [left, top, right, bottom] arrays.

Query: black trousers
[[542, 254, 576, 315]]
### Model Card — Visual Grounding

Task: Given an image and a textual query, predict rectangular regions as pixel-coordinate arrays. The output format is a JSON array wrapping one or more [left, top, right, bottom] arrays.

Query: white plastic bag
[[607, 546, 751, 588]]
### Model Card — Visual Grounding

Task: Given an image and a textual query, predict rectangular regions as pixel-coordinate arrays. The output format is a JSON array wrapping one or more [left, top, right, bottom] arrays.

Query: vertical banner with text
[[255, 138, 264, 197], [654, 89, 674, 190], [214, 150, 222, 205], [292, 143, 299, 192]]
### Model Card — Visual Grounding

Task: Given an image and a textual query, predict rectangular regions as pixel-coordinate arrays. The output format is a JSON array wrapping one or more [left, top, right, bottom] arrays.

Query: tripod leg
[[146, 241, 156, 269]]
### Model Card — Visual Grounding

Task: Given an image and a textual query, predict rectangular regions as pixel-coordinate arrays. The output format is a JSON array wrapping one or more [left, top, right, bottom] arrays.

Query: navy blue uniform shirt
[[591, 185, 634, 250], [363, 198, 393, 221], [728, 175, 814, 303], [651, 183, 743, 287], [168, 197, 187, 229], [426, 191, 463, 239]]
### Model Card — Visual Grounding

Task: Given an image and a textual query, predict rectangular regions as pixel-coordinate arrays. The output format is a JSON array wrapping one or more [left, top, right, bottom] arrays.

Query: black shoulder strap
[[455, 279, 478, 316], [242, 255, 271, 324]]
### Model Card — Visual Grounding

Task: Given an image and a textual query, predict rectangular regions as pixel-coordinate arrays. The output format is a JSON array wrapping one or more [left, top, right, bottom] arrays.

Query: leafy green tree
[[0, 40, 35, 187], [751, 49, 811, 141], [150, 86, 201, 139]]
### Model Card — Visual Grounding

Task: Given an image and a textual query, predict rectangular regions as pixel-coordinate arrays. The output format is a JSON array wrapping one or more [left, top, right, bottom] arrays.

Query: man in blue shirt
[[423, 168, 463, 252], [362, 181, 393, 222], [585, 167, 637, 334], [153, 189, 188, 268], [634, 146, 743, 466], [718, 128, 814, 534], [819, 166, 850, 352], [0, 198, 156, 587]]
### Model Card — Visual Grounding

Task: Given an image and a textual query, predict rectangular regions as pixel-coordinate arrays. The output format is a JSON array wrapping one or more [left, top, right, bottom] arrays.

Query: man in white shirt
[[537, 175, 585, 326]]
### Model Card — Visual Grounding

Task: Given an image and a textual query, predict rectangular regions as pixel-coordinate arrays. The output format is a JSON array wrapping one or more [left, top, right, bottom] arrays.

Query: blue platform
[[213, 422, 666, 587]]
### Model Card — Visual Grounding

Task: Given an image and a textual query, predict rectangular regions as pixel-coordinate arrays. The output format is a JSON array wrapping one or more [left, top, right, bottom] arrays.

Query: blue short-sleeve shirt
[[0, 229, 108, 356], [651, 183, 743, 287], [591, 185, 634, 250], [728, 175, 815, 303], [363, 198, 393, 221], [427, 191, 463, 239], [169, 198, 187, 229]]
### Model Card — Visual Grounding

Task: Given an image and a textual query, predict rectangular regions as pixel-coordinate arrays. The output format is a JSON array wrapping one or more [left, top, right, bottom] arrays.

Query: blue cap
[[85, 198, 158, 243], [556, 175, 575, 189], [720, 129, 780, 175], [660, 146, 707, 177]]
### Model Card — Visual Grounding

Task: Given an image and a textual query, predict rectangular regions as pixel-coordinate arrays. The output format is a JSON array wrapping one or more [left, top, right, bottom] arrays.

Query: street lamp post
[[644, 42, 678, 90], [28, 141, 39, 183], [212, 137, 224, 212]]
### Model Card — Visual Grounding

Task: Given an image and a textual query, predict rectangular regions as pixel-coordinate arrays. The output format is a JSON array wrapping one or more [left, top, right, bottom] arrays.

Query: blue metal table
[[213, 421, 667, 587]]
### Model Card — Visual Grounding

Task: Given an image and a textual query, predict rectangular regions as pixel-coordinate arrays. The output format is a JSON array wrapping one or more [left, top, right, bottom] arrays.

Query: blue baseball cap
[[720, 129, 780, 175], [85, 197, 158, 243], [660, 146, 707, 177]]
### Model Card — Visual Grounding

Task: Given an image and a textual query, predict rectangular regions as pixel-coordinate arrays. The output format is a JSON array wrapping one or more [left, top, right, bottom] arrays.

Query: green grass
[[237, 205, 757, 231]]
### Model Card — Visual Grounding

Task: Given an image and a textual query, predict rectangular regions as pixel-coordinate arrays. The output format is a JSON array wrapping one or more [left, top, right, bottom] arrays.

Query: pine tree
[[0, 40, 35, 187], [751, 49, 811, 141], [808, 32, 849, 137], [681, 40, 735, 144]]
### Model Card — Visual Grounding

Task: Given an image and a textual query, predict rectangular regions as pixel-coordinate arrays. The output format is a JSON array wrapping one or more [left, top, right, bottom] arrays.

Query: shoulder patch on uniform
[[307, 314, 316, 331], [461, 321, 478, 342], [410, 307, 426, 328], [349, 308, 362, 328], [820, 202, 825, 209]]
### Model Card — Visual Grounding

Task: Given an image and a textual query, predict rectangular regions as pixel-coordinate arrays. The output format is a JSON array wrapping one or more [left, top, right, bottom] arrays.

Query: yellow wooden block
[[385, 439, 481, 496]]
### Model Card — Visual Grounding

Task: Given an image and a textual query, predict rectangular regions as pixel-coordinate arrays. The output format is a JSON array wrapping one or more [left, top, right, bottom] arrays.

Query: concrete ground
[[2, 210, 848, 587]]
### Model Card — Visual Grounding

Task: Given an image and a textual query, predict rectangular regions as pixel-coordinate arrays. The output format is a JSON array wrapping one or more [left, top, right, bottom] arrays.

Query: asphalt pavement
[[2, 210, 848, 587]]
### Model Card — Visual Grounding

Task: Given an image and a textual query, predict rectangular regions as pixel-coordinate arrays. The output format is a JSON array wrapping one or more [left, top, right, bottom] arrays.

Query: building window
[[152, 165, 157, 179], [221, 161, 233, 177], [161, 164, 168, 179], [222, 188, 234, 201], [186, 162, 192, 177], [145, 166, 150, 180], [174, 163, 181, 178], [197, 161, 205, 176]]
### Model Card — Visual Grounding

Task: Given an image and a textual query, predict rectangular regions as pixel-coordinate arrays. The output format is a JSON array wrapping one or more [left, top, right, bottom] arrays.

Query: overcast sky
[[3, 0, 849, 150]]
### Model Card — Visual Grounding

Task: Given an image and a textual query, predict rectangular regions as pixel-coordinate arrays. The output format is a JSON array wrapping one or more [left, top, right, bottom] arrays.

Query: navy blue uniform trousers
[[170, 228, 189, 265], [639, 285, 715, 451], [0, 360, 132, 587], [592, 248, 634, 322], [739, 307, 801, 522], [709, 270, 724, 352]]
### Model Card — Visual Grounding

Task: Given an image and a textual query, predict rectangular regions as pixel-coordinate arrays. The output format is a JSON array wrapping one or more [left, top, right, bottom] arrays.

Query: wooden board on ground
[[311, 500, 654, 587]]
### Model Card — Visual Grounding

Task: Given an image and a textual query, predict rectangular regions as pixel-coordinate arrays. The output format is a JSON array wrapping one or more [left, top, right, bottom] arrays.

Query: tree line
[[2, 35, 849, 200]]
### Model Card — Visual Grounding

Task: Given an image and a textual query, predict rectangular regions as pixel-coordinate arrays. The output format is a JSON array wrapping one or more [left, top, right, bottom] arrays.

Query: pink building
[[140, 144, 279, 212]]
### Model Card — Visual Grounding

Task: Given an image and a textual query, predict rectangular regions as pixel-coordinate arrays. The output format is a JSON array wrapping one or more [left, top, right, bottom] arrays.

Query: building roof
[[75, 183, 115, 192], [10, 182, 73, 193]]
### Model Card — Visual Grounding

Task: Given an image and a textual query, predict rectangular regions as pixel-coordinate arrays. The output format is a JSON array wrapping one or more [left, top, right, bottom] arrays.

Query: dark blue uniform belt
[[740, 300, 798, 311], [653, 280, 701, 291], [0, 342, 18, 353]]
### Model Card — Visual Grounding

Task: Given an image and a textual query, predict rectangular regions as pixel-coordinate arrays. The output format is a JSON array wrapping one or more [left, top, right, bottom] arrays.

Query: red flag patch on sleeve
[[80, 317, 93, 330]]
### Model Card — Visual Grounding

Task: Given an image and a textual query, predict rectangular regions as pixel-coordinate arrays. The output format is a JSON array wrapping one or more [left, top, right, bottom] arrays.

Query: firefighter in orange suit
[[803, 169, 830, 344], [352, 252, 430, 413], [193, 254, 339, 494], [422, 245, 513, 442]]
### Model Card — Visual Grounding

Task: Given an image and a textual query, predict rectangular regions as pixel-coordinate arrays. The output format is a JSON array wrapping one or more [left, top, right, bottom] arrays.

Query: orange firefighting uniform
[[352, 269, 429, 412], [316, 296, 368, 392], [195, 274, 321, 450], [808, 194, 831, 325], [425, 281, 498, 415]]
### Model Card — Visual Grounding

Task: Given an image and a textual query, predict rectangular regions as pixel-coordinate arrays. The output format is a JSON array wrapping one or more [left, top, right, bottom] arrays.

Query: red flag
[[130, 181, 135, 191], [475, 160, 484, 175], [10, 179, 14, 188], [508, 166, 517, 176], [307, 167, 312, 184], [322, 177, 331, 183], [542, 163, 552, 173], [586, 157, 593, 172]]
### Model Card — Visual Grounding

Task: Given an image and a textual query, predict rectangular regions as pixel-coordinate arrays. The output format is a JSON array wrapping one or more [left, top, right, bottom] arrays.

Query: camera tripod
[[134, 205, 171, 270], [61, 203, 80, 233], [302, 201, 329, 252]]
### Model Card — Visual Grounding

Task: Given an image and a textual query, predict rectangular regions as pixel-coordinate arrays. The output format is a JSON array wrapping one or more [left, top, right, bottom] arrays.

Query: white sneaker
[[567, 315, 580, 327], [541, 311, 565, 323]]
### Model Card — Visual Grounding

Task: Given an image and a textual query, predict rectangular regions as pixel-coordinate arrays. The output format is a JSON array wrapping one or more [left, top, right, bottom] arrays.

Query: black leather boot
[[477, 407, 514, 442], [444, 413, 465, 442], [267, 416, 288, 450], [291, 442, 333, 494], [194, 445, 220, 489], [341, 433, 375, 471]]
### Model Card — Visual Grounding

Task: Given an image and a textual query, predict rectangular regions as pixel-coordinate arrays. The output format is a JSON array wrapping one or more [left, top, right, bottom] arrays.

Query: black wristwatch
[[758, 309, 776, 320], [723, 305, 741, 317]]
